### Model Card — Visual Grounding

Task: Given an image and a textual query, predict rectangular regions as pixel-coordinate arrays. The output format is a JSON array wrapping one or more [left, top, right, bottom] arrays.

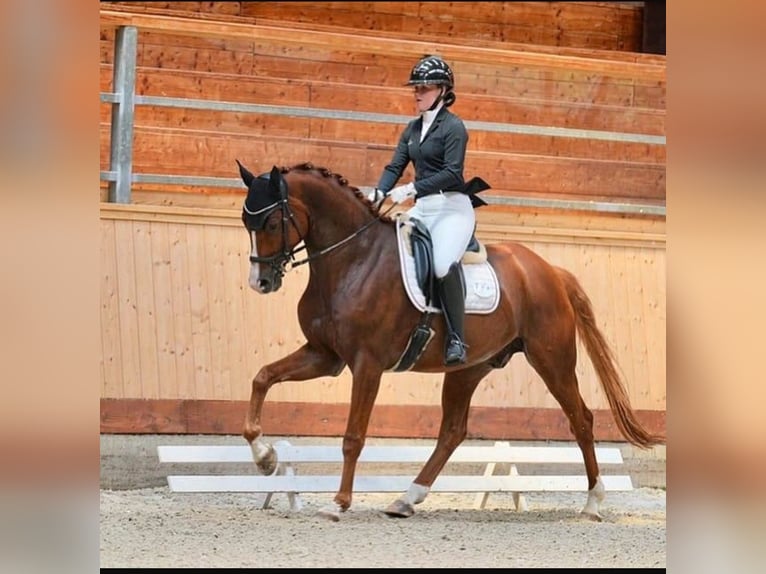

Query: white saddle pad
[[395, 214, 500, 315]]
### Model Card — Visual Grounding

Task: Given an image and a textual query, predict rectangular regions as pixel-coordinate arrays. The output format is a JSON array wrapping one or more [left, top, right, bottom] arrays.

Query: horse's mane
[[280, 162, 395, 223]]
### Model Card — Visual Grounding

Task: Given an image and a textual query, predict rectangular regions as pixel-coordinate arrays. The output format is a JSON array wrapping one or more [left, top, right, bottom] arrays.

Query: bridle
[[244, 197, 303, 281], [245, 187, 395, 281]]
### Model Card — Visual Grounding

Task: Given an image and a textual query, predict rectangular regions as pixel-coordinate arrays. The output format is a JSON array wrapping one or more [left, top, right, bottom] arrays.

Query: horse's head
[[238, 161, 307, 294]]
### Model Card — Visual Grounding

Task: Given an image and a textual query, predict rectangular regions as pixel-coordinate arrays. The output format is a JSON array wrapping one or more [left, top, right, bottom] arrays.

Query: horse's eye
[[266, 219, 279, 233]]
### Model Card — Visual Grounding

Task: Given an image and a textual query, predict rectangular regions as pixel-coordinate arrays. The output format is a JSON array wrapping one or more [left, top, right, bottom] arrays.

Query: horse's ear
[[268, 165, 288, 200], [236, 159, 255, 187]]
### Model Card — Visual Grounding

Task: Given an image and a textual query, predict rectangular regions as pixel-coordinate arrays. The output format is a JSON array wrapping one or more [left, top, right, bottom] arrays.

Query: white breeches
[[408, 192, 475, 278]]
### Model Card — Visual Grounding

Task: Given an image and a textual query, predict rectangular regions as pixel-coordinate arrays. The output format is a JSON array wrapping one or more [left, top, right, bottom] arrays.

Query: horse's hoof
[[317, 505, 341, 522], [383, 499, 415, 518], [580, 510, 604, 522], [256, 448, 278, 476], [249, 440, 279, 476]]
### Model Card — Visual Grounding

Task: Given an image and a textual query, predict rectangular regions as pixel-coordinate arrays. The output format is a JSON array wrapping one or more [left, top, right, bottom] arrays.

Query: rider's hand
[[366, 187, 385, 202], [388, 182, 416, 204]]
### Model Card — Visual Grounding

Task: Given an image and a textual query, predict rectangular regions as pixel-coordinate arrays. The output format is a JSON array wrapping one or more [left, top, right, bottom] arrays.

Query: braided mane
[[281, 162, 395, 222]]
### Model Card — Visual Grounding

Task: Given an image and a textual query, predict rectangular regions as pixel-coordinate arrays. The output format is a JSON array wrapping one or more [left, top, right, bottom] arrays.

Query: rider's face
[[413, 84, 442, 113]]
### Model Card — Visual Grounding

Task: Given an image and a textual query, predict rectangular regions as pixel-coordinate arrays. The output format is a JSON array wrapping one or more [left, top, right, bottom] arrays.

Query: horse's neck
[[299, 192, 379, 255]]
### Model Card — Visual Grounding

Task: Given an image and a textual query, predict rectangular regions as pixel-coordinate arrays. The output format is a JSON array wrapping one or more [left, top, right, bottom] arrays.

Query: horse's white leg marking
[[581, 475, 606, 520], [404, 483, 430, 506]]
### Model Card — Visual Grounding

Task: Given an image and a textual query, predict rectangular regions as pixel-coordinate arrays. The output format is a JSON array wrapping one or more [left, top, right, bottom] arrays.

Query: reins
[[274, 193, 398, 271]]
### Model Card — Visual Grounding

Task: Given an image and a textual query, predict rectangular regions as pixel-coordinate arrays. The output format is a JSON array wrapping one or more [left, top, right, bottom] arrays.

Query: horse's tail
[[557, 266, 666, 448]]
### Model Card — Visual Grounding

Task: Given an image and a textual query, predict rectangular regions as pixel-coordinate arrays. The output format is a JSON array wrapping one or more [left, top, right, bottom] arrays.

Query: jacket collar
[[417, 103, 447, 144]]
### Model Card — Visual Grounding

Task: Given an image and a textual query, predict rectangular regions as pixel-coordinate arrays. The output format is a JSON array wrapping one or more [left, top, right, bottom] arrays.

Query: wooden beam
[[100, 398, 666, 441]]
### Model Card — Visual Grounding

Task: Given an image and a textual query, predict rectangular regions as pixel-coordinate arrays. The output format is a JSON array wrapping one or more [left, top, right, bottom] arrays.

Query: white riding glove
[[388, 182, 417, 204], [365, 187, 385, 202]]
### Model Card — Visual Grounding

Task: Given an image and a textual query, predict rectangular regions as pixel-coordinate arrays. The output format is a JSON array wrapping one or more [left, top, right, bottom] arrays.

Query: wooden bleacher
[[104, 1, 648, 53], [99, 2, 665, 210]]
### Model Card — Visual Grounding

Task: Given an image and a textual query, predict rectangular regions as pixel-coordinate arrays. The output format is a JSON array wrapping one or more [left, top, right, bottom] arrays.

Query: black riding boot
[[437, 262, 468, 366]]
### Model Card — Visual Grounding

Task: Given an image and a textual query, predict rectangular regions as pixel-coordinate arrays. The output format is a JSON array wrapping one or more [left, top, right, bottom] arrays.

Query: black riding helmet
[[406, 54, 456, 108]]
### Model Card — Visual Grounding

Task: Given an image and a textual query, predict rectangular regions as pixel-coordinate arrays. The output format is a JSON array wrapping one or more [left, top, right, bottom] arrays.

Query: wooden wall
[[98, 2, 665, 440], [100, 204, 665, 439]]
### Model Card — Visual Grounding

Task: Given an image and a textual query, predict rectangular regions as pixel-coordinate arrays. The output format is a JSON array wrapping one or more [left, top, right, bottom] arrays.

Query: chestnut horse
[[237, 161, 664, 521]]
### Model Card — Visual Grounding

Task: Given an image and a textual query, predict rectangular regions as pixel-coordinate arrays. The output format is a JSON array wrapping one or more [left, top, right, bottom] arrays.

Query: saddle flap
[[408, 218, 435, 305]]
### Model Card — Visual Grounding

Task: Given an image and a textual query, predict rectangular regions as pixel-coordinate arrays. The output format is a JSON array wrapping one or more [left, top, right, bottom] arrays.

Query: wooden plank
[[104, 1, 244, 17], [101, 64, 665, 137], [100, 219, 124, 397], [167, 223, 196, 399], [607, 244, 634, 398], [99, 202, 665, 248], [108, 107, 663, 164], [102, 66, 313, 108], [103, 196, 666, 234], [203, 225, 231, 400], [99, 11, 665, 82], [646, 249, 667, 406], [101, 398, 667, 438], [101, 126, 665, 204], [100, 202, 241, 226], [241, 42, 663, 95], [149, 221, 178, 398], [100, 187, 245, 210], [626, 248, 651, 405], [220, 226, 249, 401], [140, 40, 253, 75], [184, 224, 213, 398], [113, 221, 142, 396], [100, 204, 665, 253], [103, 2, 650, 58], [138, 28, 256, 53], [166, 474, 634, 493], [100, 107, 663, 167], [463, 155, 664, 204], [247, 14, 663, 65], [240, 1, 642, 52], [157, 444, 624, 464], [132, 221, 161, 399]]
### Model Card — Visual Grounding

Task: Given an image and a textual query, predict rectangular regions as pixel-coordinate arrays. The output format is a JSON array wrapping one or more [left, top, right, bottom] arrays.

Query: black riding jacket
[[377, 107, 468, 198]]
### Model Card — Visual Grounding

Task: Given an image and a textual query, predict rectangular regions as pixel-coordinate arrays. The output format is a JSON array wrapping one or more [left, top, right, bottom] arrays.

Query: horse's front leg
[[385, 366, 490, 518], [243, 343, 344, 475], [317, 361, 384, 521]]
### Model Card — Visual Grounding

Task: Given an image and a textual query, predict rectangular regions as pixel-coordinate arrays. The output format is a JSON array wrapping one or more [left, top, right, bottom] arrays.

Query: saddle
[[392, 215, 499, 372], [391, 176, 495, 372]]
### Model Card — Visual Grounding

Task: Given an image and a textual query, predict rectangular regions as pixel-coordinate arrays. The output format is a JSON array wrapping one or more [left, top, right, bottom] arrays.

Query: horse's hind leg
[[385, 364, 492, 518], [524, 337, 605, 520], [243, 343, 344, 475]]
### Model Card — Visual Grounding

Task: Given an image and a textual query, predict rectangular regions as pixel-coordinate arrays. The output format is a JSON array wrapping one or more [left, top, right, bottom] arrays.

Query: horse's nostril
[[258, 279, 272, 293]]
